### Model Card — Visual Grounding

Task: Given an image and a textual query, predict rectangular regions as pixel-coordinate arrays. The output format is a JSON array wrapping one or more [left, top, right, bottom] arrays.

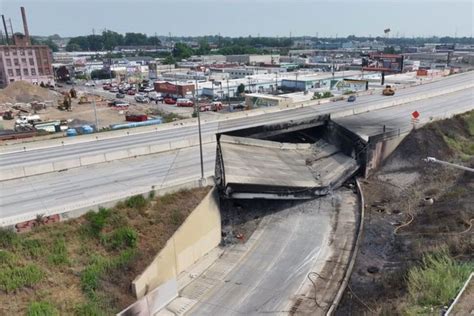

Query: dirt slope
[[336, 111, 473, 315]]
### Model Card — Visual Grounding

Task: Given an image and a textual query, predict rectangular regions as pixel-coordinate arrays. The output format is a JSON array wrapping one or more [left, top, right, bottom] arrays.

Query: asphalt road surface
[[0, 143, 216, 226], [1, 71, 472, 169], [333, 88, 474, 140]]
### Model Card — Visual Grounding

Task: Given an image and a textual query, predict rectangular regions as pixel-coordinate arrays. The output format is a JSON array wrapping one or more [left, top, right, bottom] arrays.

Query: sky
[[1, 0, 473, 38]]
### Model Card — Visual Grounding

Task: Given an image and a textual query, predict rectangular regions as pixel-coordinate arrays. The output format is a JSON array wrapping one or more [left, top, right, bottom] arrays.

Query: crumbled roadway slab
[[218, 135, 358, 199], [157, 188, 358, 316]]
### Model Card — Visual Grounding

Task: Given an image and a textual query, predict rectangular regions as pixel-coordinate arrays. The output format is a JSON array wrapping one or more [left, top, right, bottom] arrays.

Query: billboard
[[362, 53, 404, 73]]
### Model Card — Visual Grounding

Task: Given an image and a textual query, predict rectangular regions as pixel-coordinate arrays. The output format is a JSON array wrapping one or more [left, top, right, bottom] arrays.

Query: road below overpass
[[160, 189, 358, 315], [0, 72, 472, 177]]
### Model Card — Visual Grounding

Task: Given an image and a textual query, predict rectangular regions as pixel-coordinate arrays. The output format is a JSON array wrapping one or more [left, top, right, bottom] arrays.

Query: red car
[[127, 89, 136, 95], [177, 98, 194, 107], [164, 97, 176, 105]]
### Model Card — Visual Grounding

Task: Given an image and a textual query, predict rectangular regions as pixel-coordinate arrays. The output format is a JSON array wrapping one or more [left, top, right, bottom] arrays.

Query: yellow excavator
[[382, 85, 395, 96], [78, 96, 92, 104]]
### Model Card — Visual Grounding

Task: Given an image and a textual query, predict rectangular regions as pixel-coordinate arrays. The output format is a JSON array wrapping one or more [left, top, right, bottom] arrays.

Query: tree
[[43, 39, 59, 52], [196, 38, 210, 55], [124, 32, 148, 46], [173, 43, 194, 60], [147, 35, 161, 47], [102, 30, 124, 50], [162, 55, 176, 65], [237, 84, 245, 95]]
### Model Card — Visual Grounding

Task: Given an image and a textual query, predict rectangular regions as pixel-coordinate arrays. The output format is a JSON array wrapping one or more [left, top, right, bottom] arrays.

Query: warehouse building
[[0, 7, 54, 87]]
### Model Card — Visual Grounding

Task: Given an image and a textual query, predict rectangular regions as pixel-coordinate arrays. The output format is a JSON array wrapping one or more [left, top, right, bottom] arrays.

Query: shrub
[[27, 301, 59, 316], [125, 195, 148, 210], [0, 228, 18, 248], [170, 209, 184, 226], [101, 227, 138, 250], [81, 250, 137, 298], [48, 238, 69, 266], [148, 190, 156, 200], [85, 208, 111, 236], [406, 249, 473, 311], [74, 302, 105, 316], [0, 264, 44, 292]]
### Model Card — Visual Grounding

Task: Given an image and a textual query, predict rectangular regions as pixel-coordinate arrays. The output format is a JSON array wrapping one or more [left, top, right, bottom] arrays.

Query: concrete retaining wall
[[132, 187, 221, 299]]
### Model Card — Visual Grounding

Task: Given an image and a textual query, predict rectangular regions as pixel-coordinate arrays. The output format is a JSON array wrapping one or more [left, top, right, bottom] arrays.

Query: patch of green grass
[[170, 209, 184, 226], [47, 238, 69, 266], [463, 111, 474, 136], [101, 227, 138, 250], [0, 264, 44, 293], [26, 301, 59, 316], [405, 249, 473, 313], [0, 250, 18, 267], [74, 301, 105, 316], [125, 194, 148, 210], [160, 193, 177, 205], [443, 134, 474, 157], [81, 249, 137, 299], [84, 207, 111, 236], [0, 228, 19, 248], [18, 238, 47, 259]]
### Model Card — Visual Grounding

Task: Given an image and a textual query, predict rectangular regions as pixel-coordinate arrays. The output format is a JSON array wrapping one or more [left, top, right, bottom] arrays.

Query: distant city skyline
[[1, 0, 473, 38]]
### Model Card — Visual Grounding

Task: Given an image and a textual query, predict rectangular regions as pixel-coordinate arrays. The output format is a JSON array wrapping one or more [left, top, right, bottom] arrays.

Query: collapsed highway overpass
[[215, 135, 359, 199]]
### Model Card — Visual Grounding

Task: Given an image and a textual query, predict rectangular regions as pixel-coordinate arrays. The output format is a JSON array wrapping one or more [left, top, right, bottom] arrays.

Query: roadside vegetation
[[0, 187, 210, 315], [337, 111, 474, 315], [404, 249, 473, 315]]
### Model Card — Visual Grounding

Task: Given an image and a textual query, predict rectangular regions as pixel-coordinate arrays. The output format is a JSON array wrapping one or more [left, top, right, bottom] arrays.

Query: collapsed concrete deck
[[216, 135, 359, 199]]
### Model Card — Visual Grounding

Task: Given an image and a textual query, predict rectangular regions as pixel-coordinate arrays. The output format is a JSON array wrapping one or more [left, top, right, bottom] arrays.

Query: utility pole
[[226, 78, 230, 107], [194, 76, 205, 184], [92, 97, 99, 131]]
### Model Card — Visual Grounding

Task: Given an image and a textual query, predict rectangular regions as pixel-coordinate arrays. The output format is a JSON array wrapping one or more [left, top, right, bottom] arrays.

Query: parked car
[[109, 87, 119, 93], [143, 87, 154, 93], [65, 80, 75, 85], [127, 89, 136, 95], [135, 95, 149, 103], [164, 97, 177, 105], [103, 84, 111, 90], [116, 93, 125, 99], [109, 100, 129, 107], [177, 98, 194, 107], [347, 95, 356, 102], [85, 82, 95, 87]]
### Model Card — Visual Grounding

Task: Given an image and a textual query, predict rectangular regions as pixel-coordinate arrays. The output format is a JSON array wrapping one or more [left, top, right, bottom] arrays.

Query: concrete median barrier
[[53, 158, 81, 171], [0, 166, 26, 180], [24, 162, 54, 177], [79, 154, 106, 166]]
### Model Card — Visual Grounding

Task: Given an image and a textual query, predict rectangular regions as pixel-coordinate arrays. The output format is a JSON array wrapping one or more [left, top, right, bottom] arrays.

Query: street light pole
[[194, 76, 204, 184], [226, 78, 230, 107]]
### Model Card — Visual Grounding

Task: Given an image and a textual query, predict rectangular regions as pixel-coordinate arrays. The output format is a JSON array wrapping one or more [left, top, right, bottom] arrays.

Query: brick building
[[0, 7, 54, 87]]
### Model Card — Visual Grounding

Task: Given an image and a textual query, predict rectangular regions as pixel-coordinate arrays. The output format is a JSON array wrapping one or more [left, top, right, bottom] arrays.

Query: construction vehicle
[[78, 96, 91, 104], [2, 111, 14, 120], [382, 85, 395, 96], [58, 94, 72, 111]]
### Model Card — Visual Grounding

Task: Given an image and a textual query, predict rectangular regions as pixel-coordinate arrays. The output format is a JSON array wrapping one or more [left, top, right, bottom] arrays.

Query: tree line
[[66, 31, 161, 51]]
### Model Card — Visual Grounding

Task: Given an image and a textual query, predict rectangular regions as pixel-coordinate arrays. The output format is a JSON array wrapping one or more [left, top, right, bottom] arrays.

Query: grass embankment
[[405, 250, 473, 315], [0, 187, 210, 315]]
